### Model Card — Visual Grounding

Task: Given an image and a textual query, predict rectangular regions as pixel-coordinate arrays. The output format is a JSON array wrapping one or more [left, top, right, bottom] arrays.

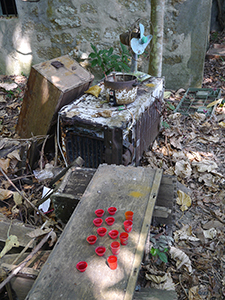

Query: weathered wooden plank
[[26, 165, 162, 300], [124, 169, 162, 300], [0, 215, 35, 247], [1, 263, 39, 279], [133, 287, 177, 300]]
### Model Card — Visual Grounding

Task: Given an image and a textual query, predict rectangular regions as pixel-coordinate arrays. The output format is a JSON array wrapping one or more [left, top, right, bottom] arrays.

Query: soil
[[1, 31, 225, 299]]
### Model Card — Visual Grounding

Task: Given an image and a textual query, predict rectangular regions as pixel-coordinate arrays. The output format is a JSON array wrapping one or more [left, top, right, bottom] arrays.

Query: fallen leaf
[[0, 95, 6, 103], [177, 190, 192, 211], [168, 112, 182, 120], [206, 98, 222, 108], [84, 85, 101, 98], [13, 192, 23, 206], [164, 91, 172, 99], [175, 160, 192, 178], [218, 121, 225, 128], [97, 110, 112, 118], [170, 136, 182, 149], [175, 88, 186, 95], [189, 286, 203, 300], [198, 173, 215, 187], [0, 82, 17, 91], [170, 246, 192, 273], [203, 228, 217, 239], [203, 219, 224, 230], [7, 149, 21, 161], [146, 83, 155, 88], [0, 235, 19, 258], [191, 112, 206, 123], [172, 151, 186, 161], [145, 273, 167, 284], [48, 231, 57, 247], [192, 159, 217, 172], [0, 188, 13, 200], [146, 272, 175, 290], [174, 224, 199, 243], [0, 158, 10, 173]]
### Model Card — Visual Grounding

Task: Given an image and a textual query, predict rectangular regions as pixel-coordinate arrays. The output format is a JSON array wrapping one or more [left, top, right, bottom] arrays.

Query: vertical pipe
[[2, 0, 8, 16], [12, 0, 18, 16], [148, 0, 165, 77], [131, 53, 138, 73]]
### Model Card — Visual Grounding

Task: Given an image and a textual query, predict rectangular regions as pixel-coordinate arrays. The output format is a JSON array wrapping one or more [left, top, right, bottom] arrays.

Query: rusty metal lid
[[104, 74, 137, 90]]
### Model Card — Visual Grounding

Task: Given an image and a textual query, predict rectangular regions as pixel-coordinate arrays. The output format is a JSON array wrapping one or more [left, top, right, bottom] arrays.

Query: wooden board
[[26, 165, 162, 300], [133, 287, 177, 300], [0, 214, 36, 247]]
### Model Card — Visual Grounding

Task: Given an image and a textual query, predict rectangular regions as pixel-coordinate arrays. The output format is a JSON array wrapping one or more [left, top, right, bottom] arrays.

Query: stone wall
[[163, 0, 212, 89], [0, 0, 212, 89]]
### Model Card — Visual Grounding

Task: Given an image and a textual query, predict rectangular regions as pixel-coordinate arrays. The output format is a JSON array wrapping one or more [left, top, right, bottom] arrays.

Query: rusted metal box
[[16, 55, 94, 138], [59, 77, 164, 168]]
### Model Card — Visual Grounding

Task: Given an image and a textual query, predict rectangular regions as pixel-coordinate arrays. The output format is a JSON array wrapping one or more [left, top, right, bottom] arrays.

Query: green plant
[[211, 31, 219, 42], [88, 42, 131, 75], [161, 120, 170, 129], [150, 247, 168, 263], [6, 90, 15, 99], [150, 232, 173, 263], [166, 100, 175, 111]]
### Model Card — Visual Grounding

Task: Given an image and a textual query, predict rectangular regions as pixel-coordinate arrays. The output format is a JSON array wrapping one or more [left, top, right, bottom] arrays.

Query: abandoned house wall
[[0, 0, 212, 89]]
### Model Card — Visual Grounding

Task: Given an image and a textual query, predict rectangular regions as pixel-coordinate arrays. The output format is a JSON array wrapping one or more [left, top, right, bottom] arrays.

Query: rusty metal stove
[[59, 76, 164, 168]]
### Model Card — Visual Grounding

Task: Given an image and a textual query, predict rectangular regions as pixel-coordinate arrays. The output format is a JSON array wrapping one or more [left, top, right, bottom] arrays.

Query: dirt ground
[[0, 31, 225, 299]]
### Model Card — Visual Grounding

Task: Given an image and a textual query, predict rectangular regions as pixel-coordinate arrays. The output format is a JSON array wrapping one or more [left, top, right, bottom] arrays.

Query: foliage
[[150, 233, 173, 263], [166, 100, 175, 111], [210, 31, 219, 42], [88, 42, 131, 75], [150, 247, 168, 263], [161, 120, 170, 129]]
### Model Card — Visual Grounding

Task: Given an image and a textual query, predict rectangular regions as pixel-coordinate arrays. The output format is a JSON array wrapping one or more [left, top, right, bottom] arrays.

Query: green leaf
[[111, 54, 120, 60], [158, 251, 168, 263], [108, 47, 113, 56], [91, 59, 98, 67], [97, 57, 102, 65], [89, 52, 97, 58], [120, 42, 130, 55], [166, 101, 175, 111], [119, 62, 130, 70], [162, 121, 170, 129], [91, 44, 97, 53], [150, 247, 157, 256]]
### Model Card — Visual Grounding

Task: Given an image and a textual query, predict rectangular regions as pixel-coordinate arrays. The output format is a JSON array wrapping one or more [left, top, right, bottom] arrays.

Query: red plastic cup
[[107, 255, 117, 270], [108, 207, 117, 215], [110, 241, 120, 255], [108, 229, 119, 239], [124, 220, 133, 233], [105, 217, 115, 226], [125, 211, 133, 221], [86, 235, 97, 245], [95, 209, 105, 217], [76, 261, 88, 272], [95, 246, 106, 256], [93, 218, 103, 227], [120, 232, 129, 245], [97, 227, 107, 237]]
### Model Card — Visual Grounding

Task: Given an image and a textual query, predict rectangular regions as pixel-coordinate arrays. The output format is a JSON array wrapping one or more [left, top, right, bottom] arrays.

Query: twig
[[0, 166, 63, 232], [54, 129, 58, 167], [40, 135, 49, 170], [0, 230, 53, 291], [179, 274, 188, 299], [12, 220, 48, 265]]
